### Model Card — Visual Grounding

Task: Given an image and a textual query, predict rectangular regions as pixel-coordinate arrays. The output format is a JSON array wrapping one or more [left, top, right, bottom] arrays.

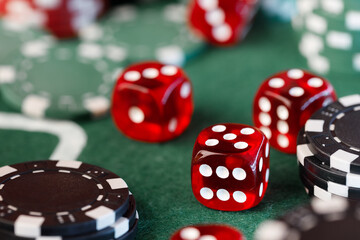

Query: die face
[[111, 62, 194, 142], [171, 225, 244, 240], [191, 124, 270, 211], [253, 69, 337, 153], [188, 0, 258, 46]]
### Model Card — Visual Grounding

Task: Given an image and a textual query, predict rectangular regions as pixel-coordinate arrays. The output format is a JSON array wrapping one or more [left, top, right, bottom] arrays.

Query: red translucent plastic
[[188, 0, 259, 46], [170, 224, 244, 240], [253, 69, 337, 154], [111, 62, 194, 143], [191, 123, 269, 211]]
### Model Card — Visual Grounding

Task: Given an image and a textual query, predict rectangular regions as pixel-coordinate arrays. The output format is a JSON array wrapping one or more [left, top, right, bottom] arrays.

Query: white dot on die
[[212, 24, 232, 42], [198, 0, 218, 11], [287, 69, 304, 79], [199, 164, 212, 177], [232, 168, 246, 180], [199, 236, 217, 240], [216, 189, 230, 201], [142, 68, 159, 79], [289, 87, 304, 97], [277, 105, 289, 120], [180, 82, 191, 99], [259, 183, 264, 197], [205, 9, 225, 26], [241, 128, 255, 135], [266, 168, 270, 182], [128, 107, 144, 123], [124, 71, 140, 82], [259, 157, 263, 172], [205, 139, 219, 146], [277, 120, 289, 134], [265, 142, 270, 158], [180, 227, 200, 239], [268, 78, 285, 88], [259, 97, 271, 112], [212, 125, 226, 132], [308, 77, 324, 88], [259, 112, 271, 126], [278, 135, 289, 148], [223, 133, 237, 140], [216, 166, 229, 179], [261, 127, 272, 139], [234, 141, 248, 150], [161, 65, 178, 76], [200, 187, 214, 200], [233, 191, 247, 203], [168, 118, 177, 132]]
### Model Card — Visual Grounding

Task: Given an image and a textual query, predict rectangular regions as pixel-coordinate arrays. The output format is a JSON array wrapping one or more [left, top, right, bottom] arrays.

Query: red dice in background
[[191, 123, 269, 211], [188, 0, 259, 46], [0, 0, 107, 38], [112, 62, 194, 143], [253, 69, 337, 154], [170, 224, 244, 240]]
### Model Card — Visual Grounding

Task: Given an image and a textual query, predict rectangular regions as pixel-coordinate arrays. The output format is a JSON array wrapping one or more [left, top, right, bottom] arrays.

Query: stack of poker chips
[[254, 197, 360, 239], [0, 160, 139, 240], [292, 0, 360, 76], [296, 94, 360, 201]]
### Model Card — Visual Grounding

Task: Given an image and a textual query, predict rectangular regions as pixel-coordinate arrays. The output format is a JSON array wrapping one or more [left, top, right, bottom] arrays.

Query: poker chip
[[304, 94, 360, 174], [255, 197, 360, 240], [0, 160, 131, 238], [293, 0, 360, 75], [0, 26, 125, 119], [83, 2, 206, 66]]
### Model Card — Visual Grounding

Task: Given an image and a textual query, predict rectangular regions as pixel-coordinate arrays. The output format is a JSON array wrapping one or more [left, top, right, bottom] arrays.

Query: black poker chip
[[299, 164, 360, 200], [0, 160, 130, 238], [304, 94, 360, 174], [255, 197, 360, 240], [297, 128, 360, 188]]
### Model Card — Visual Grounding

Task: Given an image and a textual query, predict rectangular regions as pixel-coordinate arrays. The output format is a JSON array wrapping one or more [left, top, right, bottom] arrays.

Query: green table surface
[[0, 9, 360, 240]]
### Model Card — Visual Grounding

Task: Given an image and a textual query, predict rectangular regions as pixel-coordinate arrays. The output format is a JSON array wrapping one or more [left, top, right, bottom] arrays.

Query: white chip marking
[[232, 168, 246, 181], [321, 0, 343, 14], [85, 206, 115, 230], [216, 166, 229, 179], [78, 43, 103, 60], [305, 119, 324, 132], [234, 141, 248, 150], [306, 14, 327, 34], [199, 164, 212, 177], [113, 217, 130, 238], [314, 185, 332, 201], [128, 107, 145, 124], [311, 197, 348, 214], [259, 157, 263, 172], [14, 215, 45, 237], [223, 133, 236, 140], [346, 11, 360, 30], [354, 54, 360, 72], [180, 82, 191, 98], [160, 65, 178, 76], [212, 24, 232, 42], [241, 128, 255, 135], [200, 187, 213, 200], [287, 69, 304, 79], [0, 66, 16, 83], [216, 189, 230, 201], [277, 105, 289, 120], [259, 112, 271, 126], [259, 97, 271, 112], [156, 45, 185, 66], [326, 31, 352, 50], [180, 227, 200, 239], [106, 178, 128, 189], [289, 87, 304, 97], [277, 135, 289, 148], [254, 221, 289, 240], [124, 71, 141, 82], [212, 125, 226, 132], [233, 191, 247, 203], [331, 150, 359, 173], [339, 94, 360, 107], [83, 96, 110, 118], [0, 166, 17, 177], [259, 183, 264, 197], [277, 120, 289, 134], [56, 160, 82, 169], [307, 77, 323, 88], [142, 68, 159, 79], [205, 139, 219, 146], [268, 78, 285, 88]]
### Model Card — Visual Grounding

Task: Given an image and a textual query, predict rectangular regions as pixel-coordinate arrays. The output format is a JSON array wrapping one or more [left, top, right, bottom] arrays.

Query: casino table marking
[[0, 112, 86, 161]]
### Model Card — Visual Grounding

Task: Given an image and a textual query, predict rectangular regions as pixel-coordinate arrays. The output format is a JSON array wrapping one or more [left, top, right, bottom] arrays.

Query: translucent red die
[[253, 69, 337, 154], [191, 123, 269, 211], [170, 224, 244, 240], [111, 62, 194, 143], [188, 0, 259, 46]]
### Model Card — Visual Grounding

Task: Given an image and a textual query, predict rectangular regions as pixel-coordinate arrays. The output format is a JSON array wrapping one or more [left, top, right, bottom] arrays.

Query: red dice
[[111, 62, 194, 143], [0, 0, 107, 38], [170, 224, 244, 240], [253, 69, 337, 154], [191, 123, 269, 211], [188, 0, 259, 46]]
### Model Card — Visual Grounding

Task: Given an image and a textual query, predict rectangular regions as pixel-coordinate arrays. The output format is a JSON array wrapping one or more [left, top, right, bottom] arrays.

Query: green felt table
[[0, 7, 360, 240]]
